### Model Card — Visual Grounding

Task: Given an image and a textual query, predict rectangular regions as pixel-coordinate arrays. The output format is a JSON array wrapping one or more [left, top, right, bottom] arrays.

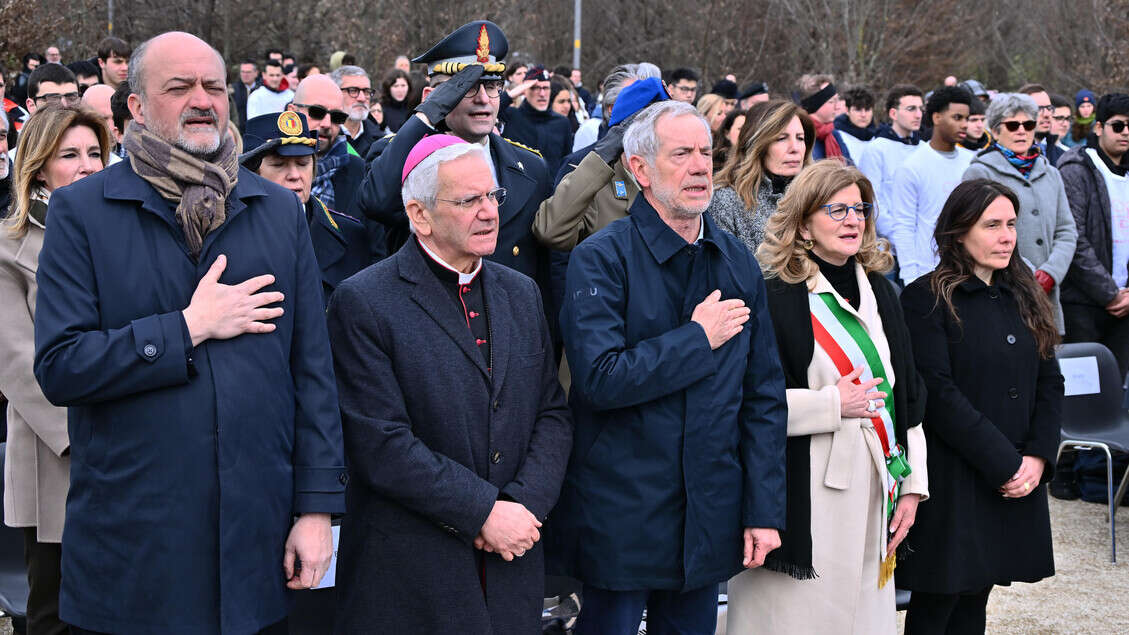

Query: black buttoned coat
[[327, 241, 572, 635], [897, 276, 1063, 594]]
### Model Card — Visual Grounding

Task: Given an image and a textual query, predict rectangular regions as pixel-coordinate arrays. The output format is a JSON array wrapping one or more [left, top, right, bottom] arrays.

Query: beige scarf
[[123, 122, 239, 258]]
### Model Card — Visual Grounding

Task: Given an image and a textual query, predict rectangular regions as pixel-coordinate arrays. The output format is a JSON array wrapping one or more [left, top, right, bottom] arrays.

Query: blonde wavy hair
[[8, 106, 111, 238], [715, 100, 814, 208], [757, 159, 892, 283], [696, 93, 725, 129]]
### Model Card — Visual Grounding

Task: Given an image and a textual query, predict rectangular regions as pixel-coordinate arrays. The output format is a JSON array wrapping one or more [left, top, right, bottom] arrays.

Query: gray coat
[[963, 149, 1078, 332], [709, 180, 783, 260]]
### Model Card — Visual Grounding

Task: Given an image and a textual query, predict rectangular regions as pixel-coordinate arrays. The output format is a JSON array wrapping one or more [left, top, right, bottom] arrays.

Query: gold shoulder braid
[[315, 197, 339, 231], [430, 61, 506, 76], [503, 138, 542, 157]]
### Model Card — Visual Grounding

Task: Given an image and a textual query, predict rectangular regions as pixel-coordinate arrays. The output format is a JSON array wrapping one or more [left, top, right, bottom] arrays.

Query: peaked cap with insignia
[[413, 20, 508, 80]]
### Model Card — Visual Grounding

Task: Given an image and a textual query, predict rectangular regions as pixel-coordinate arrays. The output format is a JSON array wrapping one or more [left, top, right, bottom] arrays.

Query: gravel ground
[[1, 496, 1124, 635]]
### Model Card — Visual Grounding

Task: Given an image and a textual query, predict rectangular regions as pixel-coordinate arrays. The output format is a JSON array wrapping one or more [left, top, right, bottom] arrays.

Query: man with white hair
[[34, 31, 345, 633], [328, 134, 571, 634], [550, 100, 788, 634]]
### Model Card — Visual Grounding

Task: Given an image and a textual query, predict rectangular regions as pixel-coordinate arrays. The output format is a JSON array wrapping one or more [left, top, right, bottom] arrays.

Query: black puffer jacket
[[1058, 144, 1120, 306]]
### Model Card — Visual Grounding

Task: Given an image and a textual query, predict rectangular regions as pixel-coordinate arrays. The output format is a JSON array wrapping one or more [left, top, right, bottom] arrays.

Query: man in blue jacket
[[552, 100, 788, 634], [33, 32, 345, 634]]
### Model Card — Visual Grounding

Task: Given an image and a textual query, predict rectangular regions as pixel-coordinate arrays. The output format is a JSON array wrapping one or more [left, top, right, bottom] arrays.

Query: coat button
[[1031, 208, 1040, 216], [491, 450, 503, 464], [512, 245, 520, 256], [143, 343, 157, 358], [1035, 238, 1044, 246], [1008, 387, 1019, 399], [493, 399, 500, 411], [338, 472, 349, 485], [1006, 334, 1016, 344]]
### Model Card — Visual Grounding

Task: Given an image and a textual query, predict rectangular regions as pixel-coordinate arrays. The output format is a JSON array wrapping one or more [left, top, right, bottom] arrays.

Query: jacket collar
[[103, 159, 269, 246], [873, 123, 921, 145], [975, 144, 1050, 181], [833, 113, 877, 141], [630, 193, 719, 264], [957, 273, 1014, 295]]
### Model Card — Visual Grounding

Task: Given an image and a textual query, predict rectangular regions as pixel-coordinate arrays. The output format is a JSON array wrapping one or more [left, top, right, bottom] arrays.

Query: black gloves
[[414, 64, 486, 126], [593, 122, 627, 165]]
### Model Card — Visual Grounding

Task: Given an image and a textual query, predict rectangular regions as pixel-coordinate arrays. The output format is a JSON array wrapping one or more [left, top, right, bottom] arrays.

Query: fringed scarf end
[[878, 552, 896, 589]]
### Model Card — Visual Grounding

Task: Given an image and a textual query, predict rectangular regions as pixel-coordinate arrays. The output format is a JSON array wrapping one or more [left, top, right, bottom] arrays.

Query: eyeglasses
[[1000, 120, 1037, 132], [463, 80, 505, 100], [437, 187, 507, 209], [342, 87, 376, 99], [1051, 115, 1071, 122], [292, 103, 348, 125], [527, 84, 551, 93], [820, 202, 873, 221], [671, 83, 697, 95], [1107, 121, 1129, 134], [35, 92, 82, 107], [1036, 104, 1054, 112]]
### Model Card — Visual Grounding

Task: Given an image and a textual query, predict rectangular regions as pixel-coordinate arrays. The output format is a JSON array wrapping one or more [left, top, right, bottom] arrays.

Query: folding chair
[[1055, 342, 1129, 563]]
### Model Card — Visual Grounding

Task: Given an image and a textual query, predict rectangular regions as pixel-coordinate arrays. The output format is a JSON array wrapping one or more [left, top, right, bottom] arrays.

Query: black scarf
[[873, 123, 920, 145], [1086, 134, 1129, 177], [833, 113, 877, 142], [761, 270, 925, 579], [768, 172, 793, 196]]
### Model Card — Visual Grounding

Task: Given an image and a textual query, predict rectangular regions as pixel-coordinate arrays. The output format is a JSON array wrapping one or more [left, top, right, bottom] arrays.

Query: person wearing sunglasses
[[963, 92, 1078, 335], [286, 74, 365, 214], [24, 62, 80, 115], [729, 159, 926, 634]]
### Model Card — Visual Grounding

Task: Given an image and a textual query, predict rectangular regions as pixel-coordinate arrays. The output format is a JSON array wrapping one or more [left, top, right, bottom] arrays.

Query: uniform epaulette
[[382, 133, 396, 140], [314, 197, 339, 231], [503, 137, 542, 157]]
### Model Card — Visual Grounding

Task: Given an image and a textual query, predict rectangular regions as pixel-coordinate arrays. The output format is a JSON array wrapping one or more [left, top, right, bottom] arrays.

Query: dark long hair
[[380, 69, 411, 107], [929, 179, 1059, 358]]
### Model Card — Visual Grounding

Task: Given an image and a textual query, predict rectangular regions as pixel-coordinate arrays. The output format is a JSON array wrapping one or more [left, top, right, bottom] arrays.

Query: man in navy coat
[[551, 100, 788, 634], [33, 32, 345, 634], [328, 135, 571, 634]]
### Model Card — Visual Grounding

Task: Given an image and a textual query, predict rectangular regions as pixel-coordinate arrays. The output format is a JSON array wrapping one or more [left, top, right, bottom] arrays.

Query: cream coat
[[1, 215, 70, 543], [727, 265, 928, 634]]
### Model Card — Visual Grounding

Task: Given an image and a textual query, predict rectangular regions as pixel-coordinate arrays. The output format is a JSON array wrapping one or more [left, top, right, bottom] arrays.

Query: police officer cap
[[413, 20, 508, 80], [239, 111, 318, 167]]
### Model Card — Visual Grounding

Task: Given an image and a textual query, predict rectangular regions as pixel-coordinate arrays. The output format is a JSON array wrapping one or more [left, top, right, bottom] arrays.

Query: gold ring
[[1023, 482, 1031, 491]]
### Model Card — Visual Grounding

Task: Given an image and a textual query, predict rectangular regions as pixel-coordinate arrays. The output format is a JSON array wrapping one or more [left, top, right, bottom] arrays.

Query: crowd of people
[[2, 17, 1121, 635]]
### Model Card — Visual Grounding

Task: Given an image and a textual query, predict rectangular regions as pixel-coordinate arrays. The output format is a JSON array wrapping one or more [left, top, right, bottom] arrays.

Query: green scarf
[[123, 122, 239, 258]]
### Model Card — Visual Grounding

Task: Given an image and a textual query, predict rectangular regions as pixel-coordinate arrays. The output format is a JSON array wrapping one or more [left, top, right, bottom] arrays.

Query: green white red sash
[[810, 292, 910, 586], [809, 292, 910, 509]]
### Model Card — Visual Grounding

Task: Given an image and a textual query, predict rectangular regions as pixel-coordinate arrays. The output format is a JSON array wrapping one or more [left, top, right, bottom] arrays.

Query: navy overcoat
[[549, 196, 788, 592], [328, 241, 572, 634], [33, 161, 346, 634]]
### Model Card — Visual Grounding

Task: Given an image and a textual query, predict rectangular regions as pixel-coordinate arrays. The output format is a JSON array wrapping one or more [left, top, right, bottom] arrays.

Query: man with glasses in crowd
[[24, 63, 81, 114], [354, 20, 551, 295], [1020, 83, 1065, 165], [858, 84, 924, 240], [498, 64, 574, 176], [331, 65, 383, 159], [287, 74, 365, 214], [665, 67, 700, 104]]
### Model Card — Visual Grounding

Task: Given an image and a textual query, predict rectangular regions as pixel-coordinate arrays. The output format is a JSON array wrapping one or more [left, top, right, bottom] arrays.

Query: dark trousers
[[71, 618, 287, 635], [574, 584, 718, 635], [904, 586, 992, 635], [1063, 302, 1129, 379], [23, 528, 66, 635]]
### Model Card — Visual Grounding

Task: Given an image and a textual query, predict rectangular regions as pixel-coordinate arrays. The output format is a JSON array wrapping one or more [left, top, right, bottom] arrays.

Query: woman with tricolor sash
[[898, 179, 1062, 634], [726, 159, 928, 634]]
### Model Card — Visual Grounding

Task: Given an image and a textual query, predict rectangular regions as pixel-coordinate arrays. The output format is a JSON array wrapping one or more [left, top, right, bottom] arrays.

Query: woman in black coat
[[899, 179, 1064, 634]]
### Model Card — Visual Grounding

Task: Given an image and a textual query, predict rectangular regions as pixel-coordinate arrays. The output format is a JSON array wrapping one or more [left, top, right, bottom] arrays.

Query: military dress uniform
[[241, 111, 371, 306], [352, 20, 552, 296]]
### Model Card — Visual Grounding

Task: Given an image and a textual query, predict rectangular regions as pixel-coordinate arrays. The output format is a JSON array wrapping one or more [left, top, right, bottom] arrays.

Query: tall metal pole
[[108, 0, 114, 34], [572, 0, 581, 70]]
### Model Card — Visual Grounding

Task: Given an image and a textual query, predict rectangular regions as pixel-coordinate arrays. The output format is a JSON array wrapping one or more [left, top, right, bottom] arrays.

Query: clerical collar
[[416, 237, 482, 284]]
